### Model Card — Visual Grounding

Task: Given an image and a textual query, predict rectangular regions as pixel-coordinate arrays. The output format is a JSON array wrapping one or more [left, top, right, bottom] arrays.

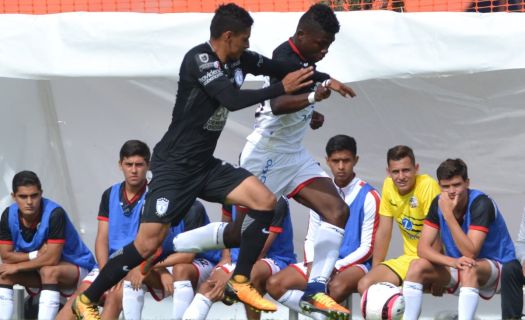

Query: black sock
[[84, 242, 144, 302], [41, 284, 59, 291], [232, 209, 274, 280]]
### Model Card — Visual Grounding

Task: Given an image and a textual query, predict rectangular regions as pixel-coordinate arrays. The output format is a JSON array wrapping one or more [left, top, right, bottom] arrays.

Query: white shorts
[[27, 266, 90, 297], [192, 258, 215, 287], [447, 259, 502, 300], [259, 258, 283, 275], [215, 263, 237, 274], [240, 143, 328, 198], [290, 261, 369, 280]]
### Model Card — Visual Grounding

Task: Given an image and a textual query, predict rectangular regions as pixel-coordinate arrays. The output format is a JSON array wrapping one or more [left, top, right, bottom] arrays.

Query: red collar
[[288, 38, 307, 62], [123, 182, 147, 205]]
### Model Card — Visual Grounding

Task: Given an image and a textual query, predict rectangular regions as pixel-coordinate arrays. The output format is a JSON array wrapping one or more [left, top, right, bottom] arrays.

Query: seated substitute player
[[72, 3, 333, 317], [267, 135, 380, 320], [237, 4, 357, 318], [357, 145, 440, 294], [500, 206, 525, 320], [182, 197, 295, 320], [0, 171, 96, 320], [402, 158, 516, 320]]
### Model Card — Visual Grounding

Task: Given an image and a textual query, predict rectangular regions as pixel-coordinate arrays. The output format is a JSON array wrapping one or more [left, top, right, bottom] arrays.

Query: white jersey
[[246, 77, 315, 153]]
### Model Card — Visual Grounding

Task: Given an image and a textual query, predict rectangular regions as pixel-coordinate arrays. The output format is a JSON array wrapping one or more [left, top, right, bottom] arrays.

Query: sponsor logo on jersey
[[203, 106, 229, 131], [402, 217, 413, 231], [198, 69, 223, 86], [198, 61, 221, 72], [260, 159, 273, 183], [156, 197, 169, 216], [199, 53, 209, 63]]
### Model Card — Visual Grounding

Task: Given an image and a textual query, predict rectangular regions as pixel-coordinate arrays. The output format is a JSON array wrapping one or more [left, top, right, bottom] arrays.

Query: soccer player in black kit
[[72, 3, 331, 318]]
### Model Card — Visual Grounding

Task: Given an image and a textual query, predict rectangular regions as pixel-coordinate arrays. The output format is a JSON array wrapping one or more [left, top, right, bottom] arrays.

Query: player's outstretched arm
[[325, 78, 356, 98], [270, 83, 330, 115]]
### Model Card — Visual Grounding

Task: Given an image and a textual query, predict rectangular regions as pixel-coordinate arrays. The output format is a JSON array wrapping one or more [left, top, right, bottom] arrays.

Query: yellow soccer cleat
[[223, 278, 277, 313], [71, 294, 101, 320], [300, 292, 351, 320]]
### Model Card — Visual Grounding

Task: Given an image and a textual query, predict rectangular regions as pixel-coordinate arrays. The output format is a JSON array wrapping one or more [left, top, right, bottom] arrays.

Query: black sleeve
[[182, 201, 207, 231], [0, 208, 12, 242], [191, 51, 285, 111], [469, 195, 496, 229], [424, 197, 440, 228], [48, 208, 66, 241], [270, 197, 289, 229], [98, 187, 112, 219], [242, 50, 330, 83]]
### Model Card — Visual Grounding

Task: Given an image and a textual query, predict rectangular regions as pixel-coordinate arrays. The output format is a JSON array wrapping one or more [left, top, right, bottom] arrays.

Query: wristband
[[322, 79, 332, 88], [307, 92, 316, 104], [28, 250, 38, 260]]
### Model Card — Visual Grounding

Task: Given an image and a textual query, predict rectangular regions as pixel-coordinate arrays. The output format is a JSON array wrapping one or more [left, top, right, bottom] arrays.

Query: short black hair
[[12, 171, 42, 194], [387, 145, 415, 165], [298, 4, 340, 35], [119, 140, 151, 164], [326, 135, 357, 157], [210, 3, 254, 39], [437, 158, 469, 181]]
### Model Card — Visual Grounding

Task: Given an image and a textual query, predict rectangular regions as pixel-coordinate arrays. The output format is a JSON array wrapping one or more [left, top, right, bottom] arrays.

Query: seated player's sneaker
[[139, 247, 163, 275], [300, 292, 350, 320], [223, 277, 277, 312], [71, 294, 101, 320]]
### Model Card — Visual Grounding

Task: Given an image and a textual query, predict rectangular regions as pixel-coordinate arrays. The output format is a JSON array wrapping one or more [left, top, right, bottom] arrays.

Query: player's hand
[[0, 263, 19, 277], [111, 280, 124, 293], [453, 256, 476, 270], [309, 111, 324, 130], [314, 83, 331, 102], [438, 191, 459, 221], [430, 284, 446, 297], [203, 280, 225, 302], [129, 267, 145, 290], [326, 78, 356, 98], [282, 67, 314, 94], [160, 270, 174, 296]]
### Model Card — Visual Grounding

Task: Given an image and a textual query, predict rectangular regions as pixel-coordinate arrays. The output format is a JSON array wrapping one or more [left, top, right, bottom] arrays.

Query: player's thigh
[[134, 222, 171, 256], [267, 263, 308, 295], [203, 160, 275, 210], [359, 264, 402, 293], [0, 270, 41, 287]]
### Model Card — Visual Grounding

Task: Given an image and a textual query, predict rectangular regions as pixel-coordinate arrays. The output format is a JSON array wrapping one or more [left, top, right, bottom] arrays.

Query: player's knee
[[321, 200, 348, 227], [406, 259, 428, 281], [39, 265, 60, 283], [459, 265, 478, 284], [266, 274, 287, 299], [357, 275, 372, 295], [328, 280, 350, 303]]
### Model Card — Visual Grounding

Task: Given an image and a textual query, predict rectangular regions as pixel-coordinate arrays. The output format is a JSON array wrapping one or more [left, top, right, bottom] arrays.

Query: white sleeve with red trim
[[334, 190, 379, 271], [303, 210, 321, 264], [516, 207, 525, 265]]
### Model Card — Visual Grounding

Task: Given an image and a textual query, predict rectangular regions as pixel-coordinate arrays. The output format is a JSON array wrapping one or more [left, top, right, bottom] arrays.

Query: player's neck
[[335, 173, 356, 189], [124, 182, 146, 202], [208, 39, 228, 63]]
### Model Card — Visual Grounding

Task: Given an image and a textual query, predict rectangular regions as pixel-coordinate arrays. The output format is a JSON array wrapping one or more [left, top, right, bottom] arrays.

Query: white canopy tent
[[1, 11, 524, 261]]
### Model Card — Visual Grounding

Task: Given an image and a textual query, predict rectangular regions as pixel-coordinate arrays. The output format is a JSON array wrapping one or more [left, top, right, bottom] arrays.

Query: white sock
[[173, 222, 227, 252], [0, 287, 14, 320], [172, 280, 195, 319], [122, 280, 145, 320], [402, 281, 423, 320], [182, 293, 213, 320], [38, 289, 60, 320], [458, 287, 479, 320], [277, 290, 327, 320], [308, 222, 344, 286]]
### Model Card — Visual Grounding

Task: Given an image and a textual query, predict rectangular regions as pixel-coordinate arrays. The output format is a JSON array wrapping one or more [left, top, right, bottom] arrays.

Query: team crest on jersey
[[234, 68, 244, 87], [199, 53, 209, 63], [204, 106, 229, 131], [409, 196, 418, 208], [156, 197, 169, 216]]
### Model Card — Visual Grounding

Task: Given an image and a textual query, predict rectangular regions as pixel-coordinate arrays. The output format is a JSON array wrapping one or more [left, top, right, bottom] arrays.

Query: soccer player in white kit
[[239, 4, 356, 319]]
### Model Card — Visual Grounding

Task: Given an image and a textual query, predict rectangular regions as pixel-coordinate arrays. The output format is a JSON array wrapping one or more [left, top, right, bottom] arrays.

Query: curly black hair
[[298, 3, 340, 35]]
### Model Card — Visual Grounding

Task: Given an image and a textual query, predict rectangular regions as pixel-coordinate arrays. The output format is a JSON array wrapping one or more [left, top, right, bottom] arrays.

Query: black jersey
[[153, 42, 293, 169], [270, 39, 330, 94]]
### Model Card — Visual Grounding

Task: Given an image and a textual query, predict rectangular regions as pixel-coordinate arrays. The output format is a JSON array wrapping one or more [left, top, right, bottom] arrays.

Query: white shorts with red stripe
[[215, 263, 237, 274], [290, 261, 369, 280], [240, 144, 329, 198], [27, 266, 90, 297], [259, 258, 284, 275], [446, 259, 502, 300]]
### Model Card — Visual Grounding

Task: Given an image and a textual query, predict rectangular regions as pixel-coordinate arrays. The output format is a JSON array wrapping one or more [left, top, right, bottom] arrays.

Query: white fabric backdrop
[[1, 11, 524, 257]]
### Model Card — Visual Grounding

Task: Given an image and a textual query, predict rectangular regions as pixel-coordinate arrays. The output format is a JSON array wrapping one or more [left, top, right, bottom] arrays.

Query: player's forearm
[[270, 93, 312, 115], [447, 223, 477, 258], [0, 251, 31, 264], [156, 252, 195, 268], [217, 83, 285, 111], [13, 252, 61, 272], [95, 245, 109, 269], [418, 244, 455, 267]]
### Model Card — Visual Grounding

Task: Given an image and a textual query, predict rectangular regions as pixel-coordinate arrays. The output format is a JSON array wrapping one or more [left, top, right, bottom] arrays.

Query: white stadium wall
[[1, 11, 525, 258]]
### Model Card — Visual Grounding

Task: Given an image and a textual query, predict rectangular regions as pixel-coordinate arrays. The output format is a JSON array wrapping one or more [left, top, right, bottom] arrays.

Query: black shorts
[[141, 158, 252, 225]]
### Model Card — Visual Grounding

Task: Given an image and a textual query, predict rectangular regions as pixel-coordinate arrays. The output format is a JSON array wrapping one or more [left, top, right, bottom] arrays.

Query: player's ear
[[354, 155, 359, 166]]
